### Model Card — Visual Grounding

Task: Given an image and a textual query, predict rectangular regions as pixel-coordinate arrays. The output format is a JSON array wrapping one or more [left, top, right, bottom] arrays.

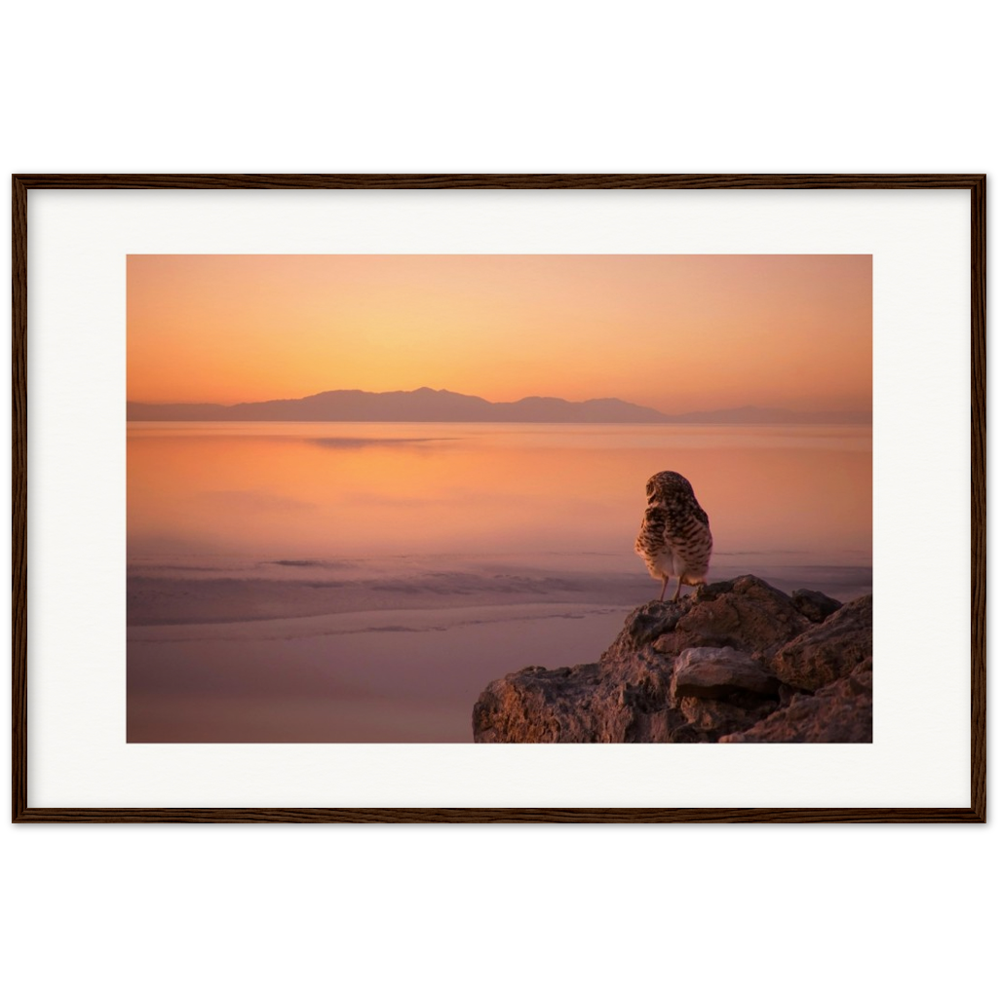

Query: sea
[[127, 421, 872, 742]]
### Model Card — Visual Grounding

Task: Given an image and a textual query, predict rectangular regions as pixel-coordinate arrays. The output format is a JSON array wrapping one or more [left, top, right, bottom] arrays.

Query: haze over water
[[127, 420, 872, 742]]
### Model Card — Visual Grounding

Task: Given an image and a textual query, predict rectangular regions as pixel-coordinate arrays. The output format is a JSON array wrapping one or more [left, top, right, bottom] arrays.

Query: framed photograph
[[12, 174, 985, 822]]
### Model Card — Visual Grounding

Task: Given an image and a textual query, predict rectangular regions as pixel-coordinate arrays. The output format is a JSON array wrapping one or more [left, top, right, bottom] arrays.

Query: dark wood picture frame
[[11, 173, 986, 823]]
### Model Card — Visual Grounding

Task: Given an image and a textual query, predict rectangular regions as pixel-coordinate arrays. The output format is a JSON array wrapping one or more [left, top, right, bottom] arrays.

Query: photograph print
[[127, 254, 872, 744]]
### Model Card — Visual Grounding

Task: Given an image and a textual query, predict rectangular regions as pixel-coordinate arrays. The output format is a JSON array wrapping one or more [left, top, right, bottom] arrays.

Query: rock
[[672, 646, 779, 699], [471, 576, 872, 744], [677, 693, 779, 740], [720, 672, 872, 743], [772, 594, 872, 692], [650, 576, 810, 660], [791, 589, 843, 623], [472, 660, 674, 743], [621, 601, 687, 648]]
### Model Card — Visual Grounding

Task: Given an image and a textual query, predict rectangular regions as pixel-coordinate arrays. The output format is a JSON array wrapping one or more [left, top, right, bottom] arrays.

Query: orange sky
[[127, 255, 871, 413]]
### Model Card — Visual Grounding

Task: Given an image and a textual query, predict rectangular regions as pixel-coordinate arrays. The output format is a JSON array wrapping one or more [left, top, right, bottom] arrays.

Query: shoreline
[[127, 560, 872, 628]]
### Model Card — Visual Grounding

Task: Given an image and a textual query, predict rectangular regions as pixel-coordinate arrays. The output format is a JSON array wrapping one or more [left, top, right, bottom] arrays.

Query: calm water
[[127, 422, 872, 742]]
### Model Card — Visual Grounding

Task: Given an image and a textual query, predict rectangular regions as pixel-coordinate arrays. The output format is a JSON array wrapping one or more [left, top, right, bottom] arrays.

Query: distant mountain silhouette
[[126, 388, 871, 425]]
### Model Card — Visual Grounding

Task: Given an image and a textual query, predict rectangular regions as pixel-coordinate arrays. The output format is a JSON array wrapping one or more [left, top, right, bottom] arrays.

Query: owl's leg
[[658, 577, 668, 601], [672, 577, 684, 602]]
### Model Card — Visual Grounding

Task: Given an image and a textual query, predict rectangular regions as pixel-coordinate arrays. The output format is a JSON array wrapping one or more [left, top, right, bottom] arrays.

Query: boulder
[[672, 646, 779, 699], [471, 576, 872, 744], [650, 576, 810, 660], [791, 588, 843, 623], [772, 594, 873, 692], [720, 672, 872, 743], [471, 661, 674, 744]]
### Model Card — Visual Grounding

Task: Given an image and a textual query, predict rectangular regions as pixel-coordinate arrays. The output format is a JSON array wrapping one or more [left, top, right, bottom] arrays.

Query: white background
[[0, 0, 998, 162], [5, 827, 997, 1000], [3, 2, 995, 998], [29, 188, 969, 808]]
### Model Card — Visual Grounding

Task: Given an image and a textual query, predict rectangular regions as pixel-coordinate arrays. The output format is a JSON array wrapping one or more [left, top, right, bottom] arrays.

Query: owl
[[635, 471, 713, 602]]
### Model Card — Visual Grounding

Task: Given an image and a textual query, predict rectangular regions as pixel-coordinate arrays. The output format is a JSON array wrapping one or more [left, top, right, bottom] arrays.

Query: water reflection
[[128, 421, 871, 567], [127, 422, 871, 742]]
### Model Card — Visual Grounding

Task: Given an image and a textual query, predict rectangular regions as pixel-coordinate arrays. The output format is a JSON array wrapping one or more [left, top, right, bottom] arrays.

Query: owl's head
[[645, 470, 695, 502]]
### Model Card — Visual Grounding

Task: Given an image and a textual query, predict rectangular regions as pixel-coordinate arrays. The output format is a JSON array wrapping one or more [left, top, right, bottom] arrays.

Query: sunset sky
[[127, 255, 871, 413]]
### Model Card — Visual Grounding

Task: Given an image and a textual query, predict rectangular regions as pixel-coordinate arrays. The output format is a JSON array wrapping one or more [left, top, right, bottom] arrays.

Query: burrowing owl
[[635, 471, 713, 602]]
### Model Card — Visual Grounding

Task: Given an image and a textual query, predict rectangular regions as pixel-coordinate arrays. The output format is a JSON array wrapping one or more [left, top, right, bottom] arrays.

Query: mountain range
[[126, 387, 871, 425]]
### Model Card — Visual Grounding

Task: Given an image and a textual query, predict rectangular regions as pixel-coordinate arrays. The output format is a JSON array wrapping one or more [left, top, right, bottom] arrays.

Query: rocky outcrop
[[772, 595, 872, 692], [472, 575, 872, 744], [721, 663, 872, 743]]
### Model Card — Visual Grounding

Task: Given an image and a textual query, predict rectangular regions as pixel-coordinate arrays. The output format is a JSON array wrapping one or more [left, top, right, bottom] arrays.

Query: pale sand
[[127, 564, 872, 742], [128, 602, 632, 742]]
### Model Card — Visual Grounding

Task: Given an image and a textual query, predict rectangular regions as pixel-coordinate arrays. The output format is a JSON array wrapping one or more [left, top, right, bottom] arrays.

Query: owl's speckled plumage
[[635, 471, 713, 602]]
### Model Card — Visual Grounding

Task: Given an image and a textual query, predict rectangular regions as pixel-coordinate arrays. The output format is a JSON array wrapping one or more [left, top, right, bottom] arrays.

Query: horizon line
[[126, 385, 872, 417]]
